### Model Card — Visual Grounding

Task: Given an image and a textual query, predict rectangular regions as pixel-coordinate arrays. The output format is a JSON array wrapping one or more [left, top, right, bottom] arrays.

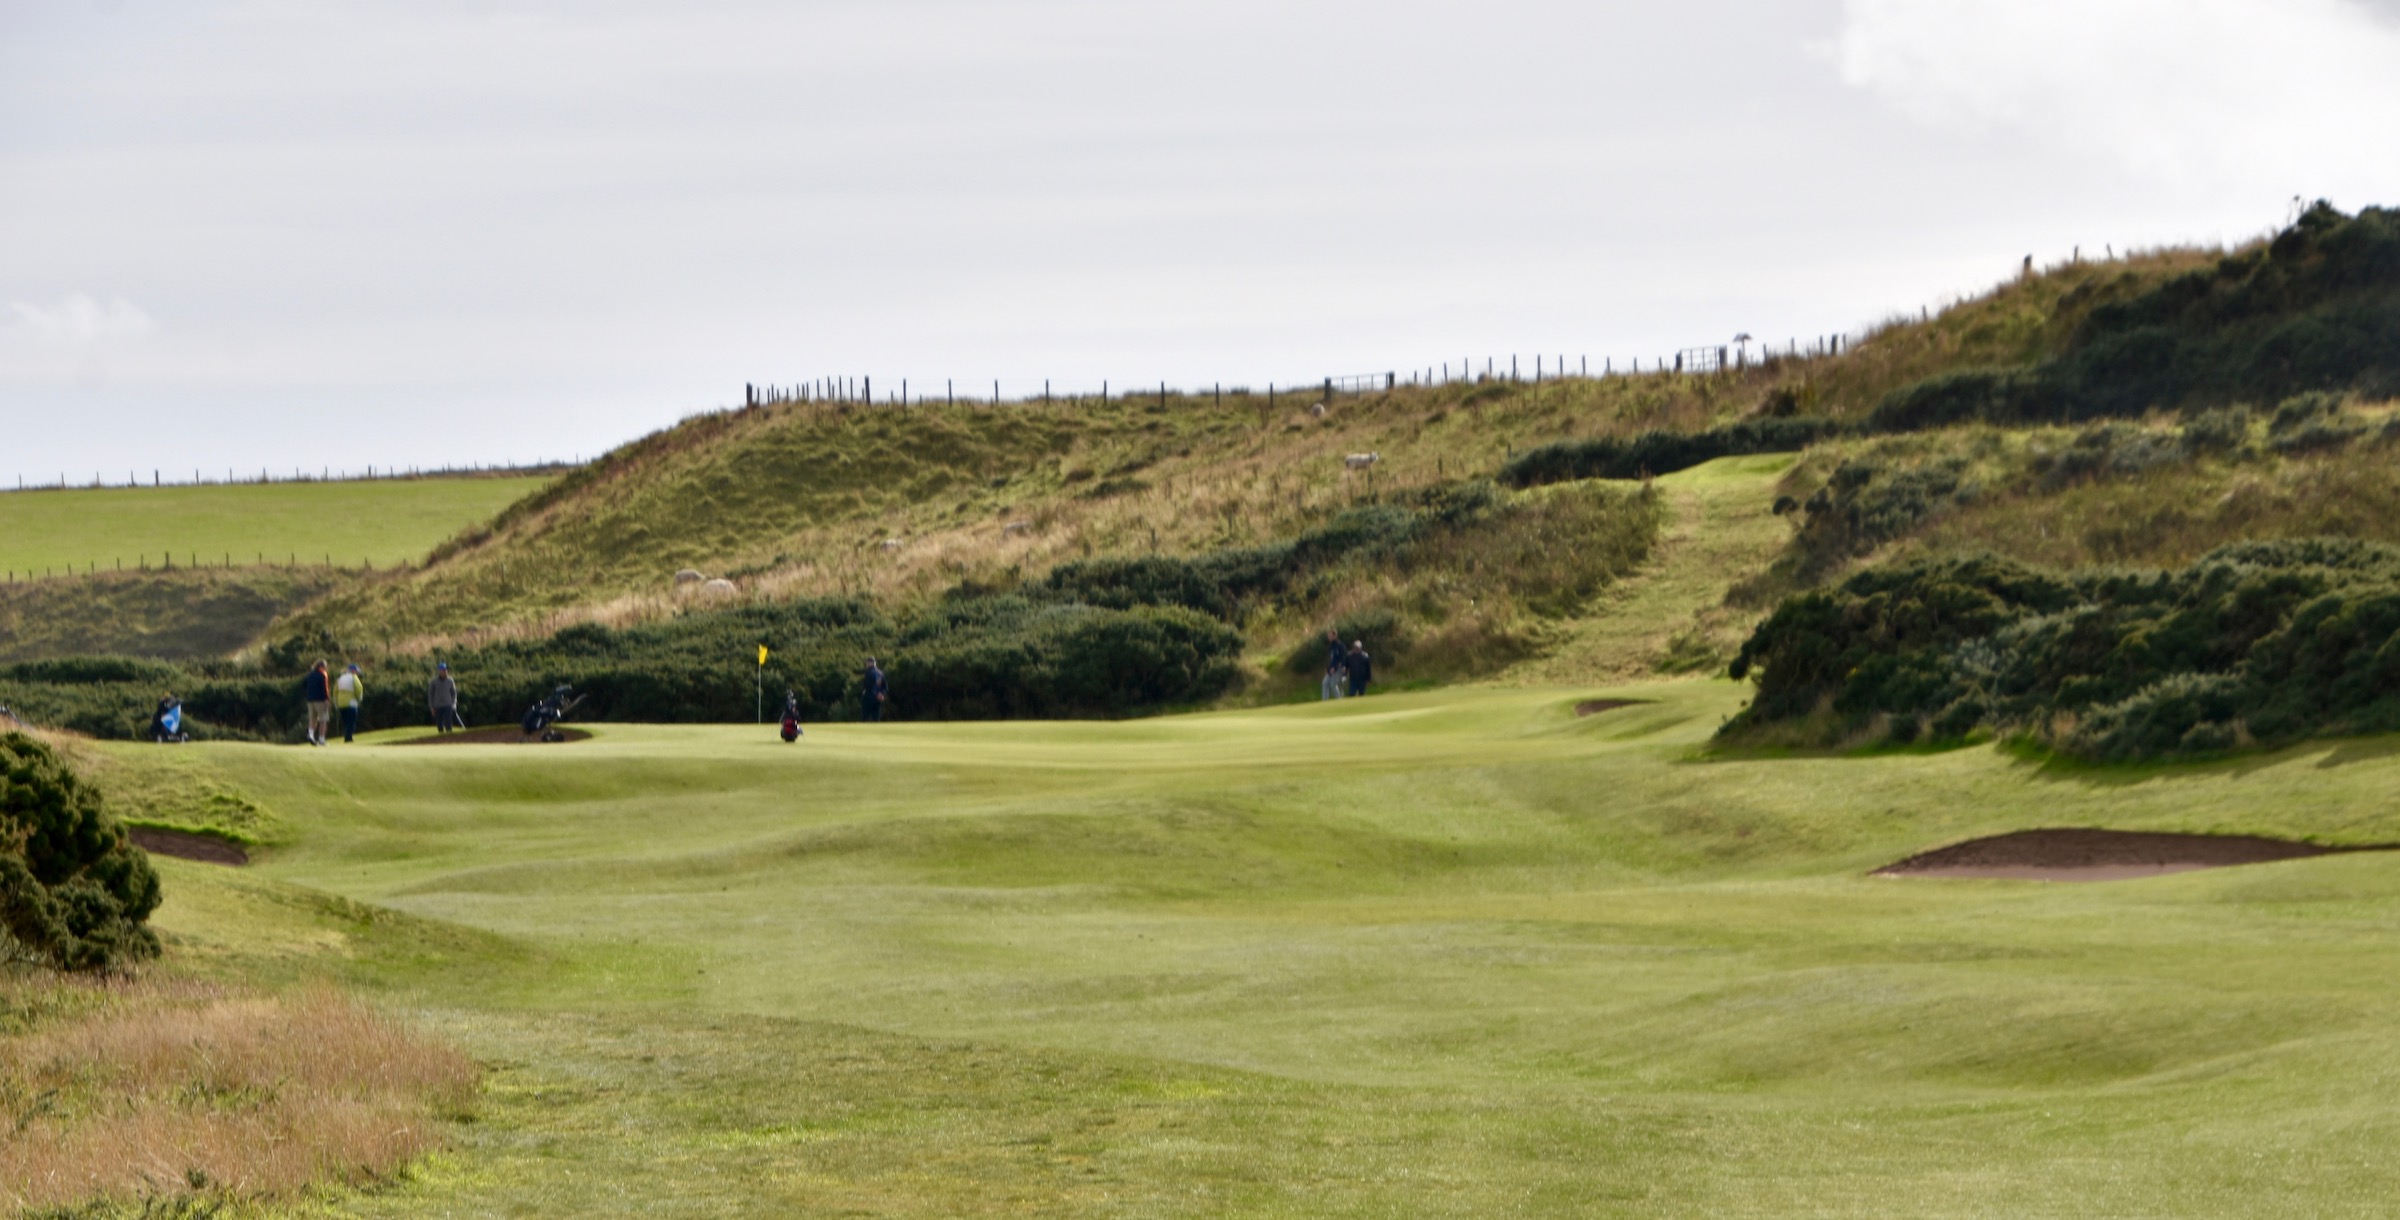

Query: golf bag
[[780, 691, 803, 743], [519, 684, 584, 742]]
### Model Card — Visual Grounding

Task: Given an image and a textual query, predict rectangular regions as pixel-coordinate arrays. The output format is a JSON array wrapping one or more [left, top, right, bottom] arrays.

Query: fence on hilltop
[[740, 329, 1863, 414]]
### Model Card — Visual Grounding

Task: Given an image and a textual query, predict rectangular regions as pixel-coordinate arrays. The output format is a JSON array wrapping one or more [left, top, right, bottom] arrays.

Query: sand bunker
[[128, 827, 248, 867], [388, 725, 592, 746], [1574, 699, 1646, 717], [1877, 828, 2391, 882]]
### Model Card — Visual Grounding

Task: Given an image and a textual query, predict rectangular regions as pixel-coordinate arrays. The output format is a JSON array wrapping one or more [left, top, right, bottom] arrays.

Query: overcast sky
[[6, 0, 2399, 481]]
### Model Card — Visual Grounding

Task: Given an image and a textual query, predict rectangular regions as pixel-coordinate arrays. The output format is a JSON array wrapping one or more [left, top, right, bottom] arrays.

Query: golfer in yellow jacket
[[335, 663, 366, 743]]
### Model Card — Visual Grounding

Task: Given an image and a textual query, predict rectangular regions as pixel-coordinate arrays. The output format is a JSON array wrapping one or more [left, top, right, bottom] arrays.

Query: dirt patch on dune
[[1574, 699, 1647, 717], [127, 827, 249, 867], [1878, 828, 2393, 882], [388, 725, 592, 746]]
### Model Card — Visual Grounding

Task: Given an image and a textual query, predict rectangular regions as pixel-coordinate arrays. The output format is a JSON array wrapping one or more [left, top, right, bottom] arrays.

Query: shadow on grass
[[1995, 730, 2400, 789], [1690, 727, 1994, 766]]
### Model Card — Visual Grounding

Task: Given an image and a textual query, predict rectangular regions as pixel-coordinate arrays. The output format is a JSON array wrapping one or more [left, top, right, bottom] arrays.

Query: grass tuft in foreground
[[0, 974, 476, 1217]]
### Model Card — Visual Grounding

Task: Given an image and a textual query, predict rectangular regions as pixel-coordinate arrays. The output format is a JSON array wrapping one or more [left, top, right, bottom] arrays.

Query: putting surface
[[123, 683, 2400, 1216], [0, 476, 549, 575]]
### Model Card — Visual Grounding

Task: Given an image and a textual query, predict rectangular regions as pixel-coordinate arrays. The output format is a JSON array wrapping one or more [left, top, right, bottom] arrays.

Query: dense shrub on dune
[[0, 594, 1243, 735], [0, 732, 161, 970], [1867, 204, 2400, 432], [1726, 538, 2400, 760], [1042, 483, 1498, 617], [0, 478, 1647, 734], [1500, 418, 1843, 488]]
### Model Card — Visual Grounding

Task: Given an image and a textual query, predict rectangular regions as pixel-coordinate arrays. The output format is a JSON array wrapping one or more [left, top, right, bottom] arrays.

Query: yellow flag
[[757, 644, 769, 666]]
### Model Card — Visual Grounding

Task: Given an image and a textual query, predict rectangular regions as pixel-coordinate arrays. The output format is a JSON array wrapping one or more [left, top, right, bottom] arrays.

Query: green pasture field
[[118, 683, 2400, 1217], [0, 476, 550, 577]]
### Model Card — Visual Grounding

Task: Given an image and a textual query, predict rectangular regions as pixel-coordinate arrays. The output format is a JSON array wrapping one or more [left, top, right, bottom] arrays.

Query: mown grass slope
[[88, 683, 2400, 1216], [0, 568, 339, 663], [0, 476, 550, 577]]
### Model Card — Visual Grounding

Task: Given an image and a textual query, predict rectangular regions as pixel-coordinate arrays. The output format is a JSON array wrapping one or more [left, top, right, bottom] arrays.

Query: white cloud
[[1827, 0, 2400, 200], [2, 294, 157, 347]]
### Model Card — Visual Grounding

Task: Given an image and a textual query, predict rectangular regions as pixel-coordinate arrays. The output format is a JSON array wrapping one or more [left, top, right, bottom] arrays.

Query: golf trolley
[[519, 684, 586, 742], [150, 696, 190, 744]]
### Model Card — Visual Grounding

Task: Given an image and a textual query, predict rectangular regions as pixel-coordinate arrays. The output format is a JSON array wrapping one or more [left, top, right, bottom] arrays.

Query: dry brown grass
[[0, 973, 476, 1215]]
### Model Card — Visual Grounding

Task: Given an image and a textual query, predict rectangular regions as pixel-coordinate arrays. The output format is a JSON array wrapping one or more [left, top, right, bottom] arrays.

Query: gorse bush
[[0, 478, 1658, 735], [1725, 538, 2400, 760], [0, 597, 1241, 736], [383, 597, 1242, 727], [1866, 204, 2400, 432], [2263, 391, 2370, 454], [0, 732, 161, 970], [1042, 483, 1500, 619], [1500, 418, 1844, 488]]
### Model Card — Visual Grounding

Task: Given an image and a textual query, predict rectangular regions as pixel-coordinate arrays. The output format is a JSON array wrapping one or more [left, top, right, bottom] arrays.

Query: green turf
[[0, 477, 550, 577], [106, 682, 2400, 1216]]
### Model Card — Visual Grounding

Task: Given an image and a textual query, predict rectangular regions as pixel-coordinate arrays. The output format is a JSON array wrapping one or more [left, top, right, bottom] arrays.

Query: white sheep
[[1344, 452, 1381, 472]]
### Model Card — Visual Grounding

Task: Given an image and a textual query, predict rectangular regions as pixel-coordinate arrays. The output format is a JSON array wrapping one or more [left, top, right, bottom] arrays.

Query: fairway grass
[[0, 476, 550, 576], [113, 684, 2400, 1216]]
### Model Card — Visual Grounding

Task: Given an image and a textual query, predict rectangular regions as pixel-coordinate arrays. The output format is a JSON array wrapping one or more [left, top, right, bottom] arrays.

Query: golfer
[[861, 657, 888, 722], [1344, 641, 1373, 698], [301, 660, 332, 746], [429, 662, 462, 733], [335, 663, 366, 743]]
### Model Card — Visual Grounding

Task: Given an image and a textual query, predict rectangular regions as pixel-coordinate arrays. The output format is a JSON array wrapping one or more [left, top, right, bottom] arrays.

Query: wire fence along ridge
[[2, 460, 578, 497], [4, 550, 397, 585], [743, 331, 1861, 413]]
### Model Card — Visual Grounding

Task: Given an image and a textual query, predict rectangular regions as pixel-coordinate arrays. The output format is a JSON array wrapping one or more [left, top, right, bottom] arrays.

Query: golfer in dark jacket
[[429, 663, 461, 732], [301, 660, 332, 746], [861, 657, 888, 722], [1344, 641, 1373, 698]]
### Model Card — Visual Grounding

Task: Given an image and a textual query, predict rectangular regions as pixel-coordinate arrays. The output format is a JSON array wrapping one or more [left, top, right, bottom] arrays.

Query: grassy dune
[[95, 682, 2400, 1216], [0, 477, 550, 578], [277, 250, 2214, 653]]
